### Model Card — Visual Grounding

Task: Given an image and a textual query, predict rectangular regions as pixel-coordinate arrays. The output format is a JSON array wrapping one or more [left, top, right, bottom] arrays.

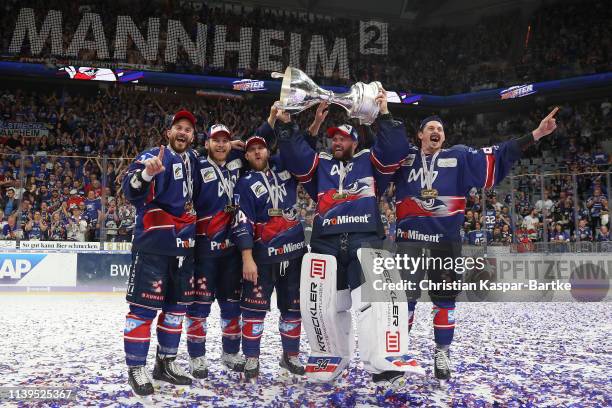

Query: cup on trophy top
[[271, 67, 384, 125]]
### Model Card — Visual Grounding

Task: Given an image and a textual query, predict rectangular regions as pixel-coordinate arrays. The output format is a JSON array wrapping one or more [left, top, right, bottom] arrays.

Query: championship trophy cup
[[271, 67, 383, 125]]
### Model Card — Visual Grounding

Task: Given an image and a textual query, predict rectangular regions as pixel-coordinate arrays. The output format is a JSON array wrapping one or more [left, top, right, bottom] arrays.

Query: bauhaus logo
[[0, 254, 45, 282]]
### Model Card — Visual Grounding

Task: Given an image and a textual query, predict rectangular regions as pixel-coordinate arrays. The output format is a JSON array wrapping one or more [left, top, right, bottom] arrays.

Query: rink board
[[0, 251, 131, 292]]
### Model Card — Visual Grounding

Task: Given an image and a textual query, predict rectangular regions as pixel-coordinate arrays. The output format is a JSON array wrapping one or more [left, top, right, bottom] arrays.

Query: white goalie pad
[[354, 248, 425, 376], [300, 252, 354, 382]]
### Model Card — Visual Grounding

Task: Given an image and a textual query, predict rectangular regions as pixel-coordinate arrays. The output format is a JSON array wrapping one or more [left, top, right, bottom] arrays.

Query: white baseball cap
[[208, 124, 231, 139]]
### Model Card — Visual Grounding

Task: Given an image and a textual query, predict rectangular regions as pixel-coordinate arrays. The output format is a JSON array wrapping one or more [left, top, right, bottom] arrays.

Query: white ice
[[0, 294, 610, 407]]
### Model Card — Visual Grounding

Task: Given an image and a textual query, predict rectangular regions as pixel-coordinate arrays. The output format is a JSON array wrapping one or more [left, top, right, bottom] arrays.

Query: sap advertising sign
[[0, 253, 77, 287]]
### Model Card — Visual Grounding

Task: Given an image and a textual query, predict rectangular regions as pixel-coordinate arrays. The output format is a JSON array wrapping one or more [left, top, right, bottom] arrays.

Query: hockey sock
[[124, 305, 156, 366], [279, 312, 301, 356], [432, 301, 456, 346], [408, 301, 417, 333], [219, 301, 241, 354], [241, 309, 266, 357], [156, 304, 186, 358], [186, 303, 211, 358]]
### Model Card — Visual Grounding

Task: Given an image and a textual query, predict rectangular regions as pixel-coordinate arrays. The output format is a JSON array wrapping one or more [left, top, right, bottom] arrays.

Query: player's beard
[[169, 133, 191, 153], [249, 157, 267, 171], [209, 147, 230, 164], [333, 146, 353, 161]]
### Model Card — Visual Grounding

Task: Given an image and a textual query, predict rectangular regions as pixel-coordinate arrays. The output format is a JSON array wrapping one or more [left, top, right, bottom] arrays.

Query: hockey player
[[186, 123, 247, 378], [394, 108, 559, 382], [122, 110, 198, 396], [232, 123, 307, 382], [276, 92, 414, 388]]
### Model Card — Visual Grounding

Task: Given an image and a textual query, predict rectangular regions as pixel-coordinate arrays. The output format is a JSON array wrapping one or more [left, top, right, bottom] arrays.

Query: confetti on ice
[[0, 294, 610, 407]]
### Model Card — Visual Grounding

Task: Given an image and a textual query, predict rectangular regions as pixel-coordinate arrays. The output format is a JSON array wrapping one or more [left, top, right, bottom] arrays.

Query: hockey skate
[[128, 366, 154, 396], [221, 351, 246, 372], [279, 352, 305, 380], [152, 348, 193, 386], [190, 355, 209, 379], [244, 357, 260, 383], [434, 347, 451, 386], [372, 370, 407, 392]]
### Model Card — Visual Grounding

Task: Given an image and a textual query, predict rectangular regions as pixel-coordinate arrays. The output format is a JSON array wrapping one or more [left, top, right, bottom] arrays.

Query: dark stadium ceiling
[[201, 0, 544, 25]]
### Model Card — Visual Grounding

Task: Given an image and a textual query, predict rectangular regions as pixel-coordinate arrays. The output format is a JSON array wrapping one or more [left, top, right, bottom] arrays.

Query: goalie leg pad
[[354, 248, 425, 376], [300, 252, 353, 382]]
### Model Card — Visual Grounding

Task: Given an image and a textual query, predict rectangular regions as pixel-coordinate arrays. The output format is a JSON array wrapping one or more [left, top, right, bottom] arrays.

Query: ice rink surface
[[0, 294, 610, 407]]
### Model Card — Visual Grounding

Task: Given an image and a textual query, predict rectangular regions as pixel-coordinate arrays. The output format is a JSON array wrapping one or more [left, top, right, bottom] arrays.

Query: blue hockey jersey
[[277, 119, 410, 238], [394, 142, 523, 243], [123, 146, 197, 256], [193, 149, 244, 257], [232, 156, 305, 264]]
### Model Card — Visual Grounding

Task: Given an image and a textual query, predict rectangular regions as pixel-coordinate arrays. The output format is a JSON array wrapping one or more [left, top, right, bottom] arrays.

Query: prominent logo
[[0, 254, 45, 281], [173, 163, 183, 180], [250, 181, 267, 198], [385, 331, 400, 353], [321, 214, 371, 227], [201, 167, 217, 183], [211, 239, 233, 251], [268, 242, 304, 256], [310, 259, 326, 279], [397, 228, 442, 242], [176, 237, 195, 248]]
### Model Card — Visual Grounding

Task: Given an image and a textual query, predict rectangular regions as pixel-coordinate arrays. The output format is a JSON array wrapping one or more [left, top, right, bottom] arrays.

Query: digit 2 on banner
[[359, 21, 388, 55]]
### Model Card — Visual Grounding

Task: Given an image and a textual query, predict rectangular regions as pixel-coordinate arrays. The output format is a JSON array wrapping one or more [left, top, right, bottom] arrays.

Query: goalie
[[275, 93, 421, 389]]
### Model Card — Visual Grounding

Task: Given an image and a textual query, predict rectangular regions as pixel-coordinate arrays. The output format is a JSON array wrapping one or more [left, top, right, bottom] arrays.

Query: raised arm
[[461, 107, 559, 192], [370, 89, 412, 194]]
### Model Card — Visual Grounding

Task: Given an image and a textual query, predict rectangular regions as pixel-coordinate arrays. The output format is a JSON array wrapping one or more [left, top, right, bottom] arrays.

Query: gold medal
[[185, 200, 195, 215], [268, 208, 283, 217], [332, 192, 348, 200], [421, 188, 438, 199], [224, 205, 236, 213]]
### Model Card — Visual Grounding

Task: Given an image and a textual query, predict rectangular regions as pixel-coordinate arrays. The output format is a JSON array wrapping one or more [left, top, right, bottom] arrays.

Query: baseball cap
[[171, 110, 197, 128], [326, 124, 358, 141], [209, 124, 231, 139], [419, 115, 444, 131], [245, 136, 267, 150]]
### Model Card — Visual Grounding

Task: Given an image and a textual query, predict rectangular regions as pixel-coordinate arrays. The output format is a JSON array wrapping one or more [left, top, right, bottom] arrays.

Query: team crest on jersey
[[173, 163, 183, 180], [251, 181, 267, 198], [438, 158, 457, 167], [402, 154, 416, 166], [201, 167, 217, 183], [278, 170, 291, 181], [407, 168, 438, 188]]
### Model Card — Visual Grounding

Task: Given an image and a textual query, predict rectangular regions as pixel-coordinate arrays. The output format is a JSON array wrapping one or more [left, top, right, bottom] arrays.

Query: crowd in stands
[[0, 83, 609, 249], [1, 0, 610, 94]]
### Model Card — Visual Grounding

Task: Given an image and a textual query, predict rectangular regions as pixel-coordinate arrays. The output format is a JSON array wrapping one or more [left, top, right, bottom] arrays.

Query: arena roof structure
[[205, 0, 545, 26]]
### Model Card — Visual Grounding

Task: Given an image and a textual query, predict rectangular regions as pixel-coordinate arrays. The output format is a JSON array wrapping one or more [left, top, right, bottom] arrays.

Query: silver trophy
[[272, 67, 383, 125]]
